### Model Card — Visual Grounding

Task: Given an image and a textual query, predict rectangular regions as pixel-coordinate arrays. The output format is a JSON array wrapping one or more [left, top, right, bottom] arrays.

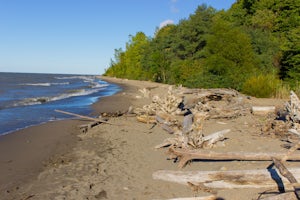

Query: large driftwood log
[[168, 148, 300, 168], [152, 168, 300, 189]]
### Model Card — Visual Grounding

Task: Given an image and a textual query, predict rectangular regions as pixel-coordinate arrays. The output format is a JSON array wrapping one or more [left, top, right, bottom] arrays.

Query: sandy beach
[[2, 76, 298, 200]]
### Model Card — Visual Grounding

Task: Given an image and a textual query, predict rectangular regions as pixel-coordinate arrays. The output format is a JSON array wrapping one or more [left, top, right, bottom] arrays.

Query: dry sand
[[1, 76, 295, 200]]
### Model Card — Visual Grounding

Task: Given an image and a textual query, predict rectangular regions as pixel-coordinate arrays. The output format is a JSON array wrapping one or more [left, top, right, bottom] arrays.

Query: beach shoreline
[[1, 76, 292, 200], [0, 76, 131, 194]]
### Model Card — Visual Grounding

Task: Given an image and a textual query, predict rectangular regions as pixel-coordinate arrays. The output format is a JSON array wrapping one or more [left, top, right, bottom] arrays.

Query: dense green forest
[[104, 0, 300, 98]]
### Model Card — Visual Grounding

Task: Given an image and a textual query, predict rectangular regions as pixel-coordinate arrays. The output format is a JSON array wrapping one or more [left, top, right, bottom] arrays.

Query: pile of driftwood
[[134, 86, 246, 149], [132, 89, 300, 200], [260, 91, 300, 147]]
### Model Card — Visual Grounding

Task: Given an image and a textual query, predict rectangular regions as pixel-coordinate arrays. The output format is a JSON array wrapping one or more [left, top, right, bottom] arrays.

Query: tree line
[[104, 0, 300, 98]]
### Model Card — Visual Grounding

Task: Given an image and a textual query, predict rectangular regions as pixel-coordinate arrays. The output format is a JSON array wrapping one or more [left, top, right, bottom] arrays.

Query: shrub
[[242, 74, 281, 98], [274, 83, 290, 99]]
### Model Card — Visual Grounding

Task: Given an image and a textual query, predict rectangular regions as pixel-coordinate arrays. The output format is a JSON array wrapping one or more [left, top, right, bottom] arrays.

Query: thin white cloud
[[171, 5, 179, 13], [159, 19, 174, 29], [170, 0, 179, 13]]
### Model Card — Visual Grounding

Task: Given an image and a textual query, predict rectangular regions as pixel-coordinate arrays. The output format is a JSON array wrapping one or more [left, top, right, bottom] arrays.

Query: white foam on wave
[[52, 82, 70, 85], [55, 76, 95, 82], [12, 87, 104, 107], [21, 83, 51, 86], [20, 82, 69, 87], [51, 89, 100, 101], [90, 82, 109, 89], [54, 76, 108, 89]]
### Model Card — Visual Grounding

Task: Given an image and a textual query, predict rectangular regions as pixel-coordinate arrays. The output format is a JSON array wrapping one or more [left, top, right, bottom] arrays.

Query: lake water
[[0, 72, 121, 135]]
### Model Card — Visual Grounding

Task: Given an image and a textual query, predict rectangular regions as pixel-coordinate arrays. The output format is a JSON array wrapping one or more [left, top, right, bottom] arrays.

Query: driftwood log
[[168, 147, 300, 168], [251, 106, 276, 115], [152, 168, 300, 189], [272, 158, 300, 198], [55, 109, 121, 133], [154, 196, 217, 200], [260, 192, 298, 200], [136, 115, 157, 124], [55, 109, 113, 124]]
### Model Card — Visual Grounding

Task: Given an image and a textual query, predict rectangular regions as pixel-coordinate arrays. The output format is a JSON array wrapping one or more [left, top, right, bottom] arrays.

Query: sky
[[0, 0, 236, 75]]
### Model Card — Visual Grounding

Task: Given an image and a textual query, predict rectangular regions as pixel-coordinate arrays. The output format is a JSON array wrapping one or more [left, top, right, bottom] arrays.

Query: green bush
[[242, 74, 281, 98]]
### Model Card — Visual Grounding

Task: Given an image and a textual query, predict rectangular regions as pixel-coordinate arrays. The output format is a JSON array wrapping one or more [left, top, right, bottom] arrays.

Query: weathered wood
[[251, 106, 276, 115], [155, 137, 181, 149], [288, 129, 300, 137], [155, 114, 176, 134], [201, 129, 230, 148], [281, 141, 300, 162], [55, 109, 114, 125], [154, 196, 217, 200], [182, 112, 193, 147], [160, 124, 175, 134], [168, 147, 300, 168], [78, 124, 92, 133], [152, 169, 300, 189], [187, 182, 217, 194], [78, 121, 105, 133], [136, 115, 156, 124], [138, 88, 150, 98], [286, 91, 300, 123], [182, 88, 238, 97], [272, 158, 300, 198], [156, 112, 178, 125], [182, 112, 193, 135], [260, 192, 297, 200]]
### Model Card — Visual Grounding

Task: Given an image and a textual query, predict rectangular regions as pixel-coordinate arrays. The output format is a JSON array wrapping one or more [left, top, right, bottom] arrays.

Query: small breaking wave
[[55, 76, 95, 82], [90, 82, 109, 89], [12, 88, 103, 108], [54, 76, 108, 89], [20, 82, 69, 87]]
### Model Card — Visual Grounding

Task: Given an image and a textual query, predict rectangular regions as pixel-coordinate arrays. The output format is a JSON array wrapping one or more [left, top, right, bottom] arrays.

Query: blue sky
[[0, 0, 236, 75]]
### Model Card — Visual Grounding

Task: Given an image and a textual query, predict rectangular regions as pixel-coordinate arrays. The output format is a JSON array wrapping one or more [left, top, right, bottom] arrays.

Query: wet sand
[[0, 120, 81, 191]]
